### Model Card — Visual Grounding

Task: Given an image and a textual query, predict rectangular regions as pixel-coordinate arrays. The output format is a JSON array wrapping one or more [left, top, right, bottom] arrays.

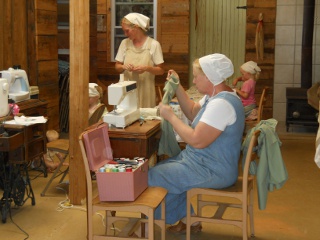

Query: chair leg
[[147, 211, 154, 240], [87, 207, 93, 240], [186, 190, 192, 240], [160, 197, 166, 240], [242, 201, 248, 240], [58, 166, 69, 183], [248, 189, 255, 237]]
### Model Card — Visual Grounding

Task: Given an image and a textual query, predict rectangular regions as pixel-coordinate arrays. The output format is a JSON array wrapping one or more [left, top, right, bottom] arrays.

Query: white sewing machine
[[0, 67, 30, 103], [0, 78, 9, 117], [103, 81, 140, 128]]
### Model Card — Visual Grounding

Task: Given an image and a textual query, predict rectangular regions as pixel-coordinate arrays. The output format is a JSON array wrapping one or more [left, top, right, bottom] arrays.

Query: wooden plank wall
[[30, 0, 59, 131], [0, 0, 3, 68], [0, 0, 59, 130], [1, 0, 28, 74], [246, 0, 276, 120]]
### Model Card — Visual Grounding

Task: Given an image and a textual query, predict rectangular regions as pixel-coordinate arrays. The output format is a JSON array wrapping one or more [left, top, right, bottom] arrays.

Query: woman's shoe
[[167, 220, 202, 234]]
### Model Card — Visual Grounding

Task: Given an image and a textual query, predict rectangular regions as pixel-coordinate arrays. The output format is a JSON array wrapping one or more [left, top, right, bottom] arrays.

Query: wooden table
[[0, 99, 48, 123], [108, 120, 161, 159]]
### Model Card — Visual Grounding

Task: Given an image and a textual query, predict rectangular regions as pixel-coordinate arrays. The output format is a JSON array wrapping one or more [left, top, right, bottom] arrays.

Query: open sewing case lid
[[82, 123, 113, 171]]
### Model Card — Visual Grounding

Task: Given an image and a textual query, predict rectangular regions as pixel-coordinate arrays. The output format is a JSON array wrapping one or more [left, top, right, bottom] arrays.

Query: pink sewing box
[[83, 123, 148, 201]]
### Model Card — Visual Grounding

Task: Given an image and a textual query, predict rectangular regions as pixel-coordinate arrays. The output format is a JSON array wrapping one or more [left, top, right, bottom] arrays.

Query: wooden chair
[[79, 123, 167, 240], [89, 103, 106, 126], [246, 87, 269, 126], [255, 86, 269, 123], [244, 87, 268, 135], [186, 130, 261, 240], [41, 105, 106, 196]]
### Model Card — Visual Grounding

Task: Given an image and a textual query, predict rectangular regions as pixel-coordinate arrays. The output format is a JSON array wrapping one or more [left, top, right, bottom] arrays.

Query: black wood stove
[[285, 0, 318, 132], [286, 88, 318, 131]]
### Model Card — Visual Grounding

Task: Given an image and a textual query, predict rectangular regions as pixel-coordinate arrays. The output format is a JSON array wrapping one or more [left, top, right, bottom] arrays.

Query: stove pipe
[[301, 0, 315, 89]]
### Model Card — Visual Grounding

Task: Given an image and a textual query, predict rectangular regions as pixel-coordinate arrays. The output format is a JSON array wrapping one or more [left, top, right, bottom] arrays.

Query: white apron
[[123, 37, 156, 108]]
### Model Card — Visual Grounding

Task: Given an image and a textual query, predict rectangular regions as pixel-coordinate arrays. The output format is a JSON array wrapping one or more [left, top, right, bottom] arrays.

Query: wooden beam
[[69, 0, 89, 204]]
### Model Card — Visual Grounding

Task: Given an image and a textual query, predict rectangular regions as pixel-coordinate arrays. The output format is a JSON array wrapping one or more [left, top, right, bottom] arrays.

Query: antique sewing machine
[[0, 67, 30, 103], [103, 81, 140, 128], [0, 78, 9, 117]]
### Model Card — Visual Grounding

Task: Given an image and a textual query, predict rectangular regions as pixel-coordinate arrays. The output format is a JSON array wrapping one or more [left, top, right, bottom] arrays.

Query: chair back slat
[[257, 87, 269, 122], [242, 130, 260, 190]]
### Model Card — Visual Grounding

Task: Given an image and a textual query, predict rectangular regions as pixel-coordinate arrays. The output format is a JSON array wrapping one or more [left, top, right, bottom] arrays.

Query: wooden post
[[69, 0, 89, 204]]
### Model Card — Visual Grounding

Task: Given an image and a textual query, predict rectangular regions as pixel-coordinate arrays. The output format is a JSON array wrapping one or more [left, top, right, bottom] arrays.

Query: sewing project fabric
[[158, 75, 181, 157], [242, 119, 288, 210]]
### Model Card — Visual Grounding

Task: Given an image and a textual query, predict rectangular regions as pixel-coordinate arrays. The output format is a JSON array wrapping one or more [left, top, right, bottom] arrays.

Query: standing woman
[[115, 12, 165, 108]]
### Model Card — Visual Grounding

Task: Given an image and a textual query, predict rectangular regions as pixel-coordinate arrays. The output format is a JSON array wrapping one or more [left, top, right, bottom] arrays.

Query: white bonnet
[[89, 83, 100, 97], [124, 13, 150, 32], [199, 54, 234, 86], [241, 61, 261, 74]]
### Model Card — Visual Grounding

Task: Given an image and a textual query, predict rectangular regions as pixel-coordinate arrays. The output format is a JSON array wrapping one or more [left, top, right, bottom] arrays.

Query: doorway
[[189, 0, 247, 85]]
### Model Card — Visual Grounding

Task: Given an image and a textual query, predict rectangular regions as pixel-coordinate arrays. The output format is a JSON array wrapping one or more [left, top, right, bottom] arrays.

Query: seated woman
[[232, 61, 261, 119], [88, 83, 107, 121], [148, 53, 245, 233]]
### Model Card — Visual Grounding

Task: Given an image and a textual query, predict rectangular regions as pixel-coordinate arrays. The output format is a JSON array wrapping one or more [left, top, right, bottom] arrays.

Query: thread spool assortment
[[98, 157, 146, 173]]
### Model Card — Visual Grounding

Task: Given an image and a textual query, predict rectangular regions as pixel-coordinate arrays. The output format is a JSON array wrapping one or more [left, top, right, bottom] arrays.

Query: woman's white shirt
[[198, 92, 238, 131], [115, 37, 164, 65]]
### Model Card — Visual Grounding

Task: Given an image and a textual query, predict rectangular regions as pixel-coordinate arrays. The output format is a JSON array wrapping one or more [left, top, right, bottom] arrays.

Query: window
[[111, 0, 157, 61]]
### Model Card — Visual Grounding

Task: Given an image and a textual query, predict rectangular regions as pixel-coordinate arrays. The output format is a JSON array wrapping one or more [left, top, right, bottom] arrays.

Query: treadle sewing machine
[[0, 126, 34, 223], [103, 81, 140, 128], [0, 121, 47, 223]]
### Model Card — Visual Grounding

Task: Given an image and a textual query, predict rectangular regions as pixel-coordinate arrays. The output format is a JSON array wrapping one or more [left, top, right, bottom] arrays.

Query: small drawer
[[9, 147, 25, 164], [25, 123, 46, 143], [0, 131, 25, 152]]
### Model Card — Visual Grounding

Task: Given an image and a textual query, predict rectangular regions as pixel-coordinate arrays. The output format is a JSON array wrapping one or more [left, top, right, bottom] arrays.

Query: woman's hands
[[158, 102, 174, 121], [124, 64, 160, 75], [167, 70, 179, 81], [232, 76, 242, 86], [123, 63, 135, 72], [121, 63, 146, 73]]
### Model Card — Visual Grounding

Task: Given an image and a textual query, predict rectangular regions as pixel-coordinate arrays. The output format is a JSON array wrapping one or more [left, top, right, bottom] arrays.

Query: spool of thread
[[118, 167, 125, 172], [126, 166, 132, 172], [112, 167, 119, 172], [99, 167, 105, 172], [137, 158, 144, 164]]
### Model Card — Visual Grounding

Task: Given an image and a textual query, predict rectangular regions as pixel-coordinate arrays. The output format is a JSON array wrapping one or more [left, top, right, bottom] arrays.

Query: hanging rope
[[255, 13, 264, 60]]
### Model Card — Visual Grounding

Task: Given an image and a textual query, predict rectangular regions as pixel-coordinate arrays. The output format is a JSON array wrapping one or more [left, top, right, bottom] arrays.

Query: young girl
[[232, 61, 261, 119]]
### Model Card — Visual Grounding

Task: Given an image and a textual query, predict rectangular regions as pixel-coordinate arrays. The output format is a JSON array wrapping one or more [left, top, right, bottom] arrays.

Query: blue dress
[[148, 92, 245, 224]]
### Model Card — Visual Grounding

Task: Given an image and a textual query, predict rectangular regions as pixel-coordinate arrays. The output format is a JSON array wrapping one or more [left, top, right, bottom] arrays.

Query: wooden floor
[[1, 122, 319, 240]]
